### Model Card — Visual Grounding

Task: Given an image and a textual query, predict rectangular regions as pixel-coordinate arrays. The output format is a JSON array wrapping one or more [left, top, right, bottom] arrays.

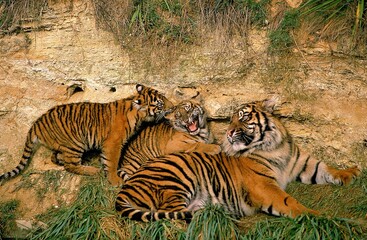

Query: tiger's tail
[[115, 199, 192, 222], [0, 128, 38, 182]]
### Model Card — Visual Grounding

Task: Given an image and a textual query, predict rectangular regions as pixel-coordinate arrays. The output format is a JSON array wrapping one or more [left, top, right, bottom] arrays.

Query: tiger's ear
[[136, 84, 145, 93], [262, 96, 280, 113]]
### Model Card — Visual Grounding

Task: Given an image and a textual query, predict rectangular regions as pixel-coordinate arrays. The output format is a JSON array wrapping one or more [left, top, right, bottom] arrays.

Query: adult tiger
[[0, 84, 173, 186], [117, 100, 221, 182], [115, 98, 360, 221]]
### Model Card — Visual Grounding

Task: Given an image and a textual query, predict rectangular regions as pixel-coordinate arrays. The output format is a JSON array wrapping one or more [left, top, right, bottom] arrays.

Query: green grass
[[269, 9, 300, 53], [139, 219, 186, 240], [0, 199, 20, 238], [241, 214, 365, 240], [300, 0, 366, 36], [186, 203, 241, 240], [91, 0, 270, 46], [29, 175, 122, 240]]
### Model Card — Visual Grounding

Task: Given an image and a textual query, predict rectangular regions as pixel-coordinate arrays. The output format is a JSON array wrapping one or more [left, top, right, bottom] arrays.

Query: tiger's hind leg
[[249, 183, 319, 218], [61, 153, 101, 176], [51, 151, 63, 165], [296, 156, 361, 186]]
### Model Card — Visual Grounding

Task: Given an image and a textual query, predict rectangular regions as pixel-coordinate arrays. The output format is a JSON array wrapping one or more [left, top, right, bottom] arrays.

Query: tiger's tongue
[[188, 122, 198, 132]]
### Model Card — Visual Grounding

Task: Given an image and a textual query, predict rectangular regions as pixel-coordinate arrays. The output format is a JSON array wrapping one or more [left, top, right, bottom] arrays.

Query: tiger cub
[[115, 98, 360, 221], [0, 84, 173, 186], [117, 100, 221, 182]]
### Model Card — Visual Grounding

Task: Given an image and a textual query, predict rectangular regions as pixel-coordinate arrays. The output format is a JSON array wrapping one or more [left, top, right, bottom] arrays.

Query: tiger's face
[[165, 101, 207, 136], [133, 84, 174, 122], [224, 98, 284, 156]]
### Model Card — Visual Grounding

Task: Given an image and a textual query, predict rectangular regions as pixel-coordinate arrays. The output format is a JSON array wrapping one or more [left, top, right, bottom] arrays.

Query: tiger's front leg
[[249, 184, 319, 218], [296, 154, 360, 186], [102, 137, 123, 186]]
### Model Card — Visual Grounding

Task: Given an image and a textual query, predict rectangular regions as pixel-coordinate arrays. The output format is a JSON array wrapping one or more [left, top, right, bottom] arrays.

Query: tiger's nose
[[227, 129, 235, 143]]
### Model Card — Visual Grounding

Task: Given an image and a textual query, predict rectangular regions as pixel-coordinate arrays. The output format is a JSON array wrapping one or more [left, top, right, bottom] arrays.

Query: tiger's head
[[165, 100, 212, 142], [132, 84, 174, 122], [223, 97, 287, 156]]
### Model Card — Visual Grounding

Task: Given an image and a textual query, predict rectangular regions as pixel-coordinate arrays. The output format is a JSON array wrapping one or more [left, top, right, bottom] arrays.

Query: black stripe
[[311, 162, 321, 184], [130, 211, 144, 221], [169, 212, 175, 219], [158, 212, 166, 219], [284, 196, 289, 206], [248, 154, 273, 170], [296, 155, 311, 182], [267, 205, 273, 215], [250, 167, 276, 181], [289, 145, 301, 175]]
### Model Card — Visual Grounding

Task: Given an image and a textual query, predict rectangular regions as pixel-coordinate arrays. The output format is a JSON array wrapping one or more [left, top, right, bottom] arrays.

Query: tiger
[[117, 100, 221, 182], [115, 98, 360, 221], [0, 84, 173, 186]]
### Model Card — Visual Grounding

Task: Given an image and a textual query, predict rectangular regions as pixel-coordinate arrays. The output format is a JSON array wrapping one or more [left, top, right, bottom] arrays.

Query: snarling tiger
[[117, 100, 221, 182], [0, 84, 173, 186], [115, 98, 360, 221]]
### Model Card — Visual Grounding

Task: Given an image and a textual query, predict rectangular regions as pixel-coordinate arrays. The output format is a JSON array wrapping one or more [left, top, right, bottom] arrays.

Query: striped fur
[[117, 100, 220, 182], [115, 98, 360, 221], [0, 84, 173, 186]]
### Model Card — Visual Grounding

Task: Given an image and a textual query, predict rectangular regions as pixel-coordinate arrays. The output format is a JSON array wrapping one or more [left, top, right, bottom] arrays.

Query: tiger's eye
[[239, 111, 249, 121], [184, 104, 191, 112]]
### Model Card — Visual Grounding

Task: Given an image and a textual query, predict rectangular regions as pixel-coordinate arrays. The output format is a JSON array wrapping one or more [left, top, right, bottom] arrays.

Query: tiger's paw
[[330, 166, 361, 186], [108, 174, 124, 187], [209, 144, 222, 155]]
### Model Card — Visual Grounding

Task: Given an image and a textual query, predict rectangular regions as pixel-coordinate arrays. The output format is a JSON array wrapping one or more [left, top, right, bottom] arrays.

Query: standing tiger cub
[[0, 84, 173, 186], [117, 100, 221, 182], [115, 98, 360, 222]]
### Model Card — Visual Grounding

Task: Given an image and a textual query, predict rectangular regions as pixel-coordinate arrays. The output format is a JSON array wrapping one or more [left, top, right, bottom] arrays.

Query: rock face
[[0, 0, 366, 222]]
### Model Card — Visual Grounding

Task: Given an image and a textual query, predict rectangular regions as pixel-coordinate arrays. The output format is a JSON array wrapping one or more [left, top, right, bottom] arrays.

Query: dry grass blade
[[0, 0, 48, 32]]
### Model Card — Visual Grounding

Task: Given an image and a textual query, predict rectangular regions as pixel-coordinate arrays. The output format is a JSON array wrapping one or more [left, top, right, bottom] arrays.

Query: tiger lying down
[[0, 84, 173, 186], [117, 100, 221, 182], [115, 98, 361, 222]]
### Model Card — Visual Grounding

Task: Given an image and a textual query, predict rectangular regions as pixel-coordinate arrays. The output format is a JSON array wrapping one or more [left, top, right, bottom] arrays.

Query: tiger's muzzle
[[227, 129, 254, 146]]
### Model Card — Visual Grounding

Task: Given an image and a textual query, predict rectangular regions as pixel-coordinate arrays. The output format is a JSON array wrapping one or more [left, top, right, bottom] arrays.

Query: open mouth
[[186, 120, 199, 133]]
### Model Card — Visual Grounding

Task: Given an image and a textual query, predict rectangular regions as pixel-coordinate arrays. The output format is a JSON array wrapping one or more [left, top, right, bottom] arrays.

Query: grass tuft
[[242, 214, 366, 240], [28, 175, 121, 240], [186, 203, 240, 240], [0, 200, 20, 238], [0, 0, 49, 33], [269, 9, 300, 53], [140, 219, 186, 240]]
